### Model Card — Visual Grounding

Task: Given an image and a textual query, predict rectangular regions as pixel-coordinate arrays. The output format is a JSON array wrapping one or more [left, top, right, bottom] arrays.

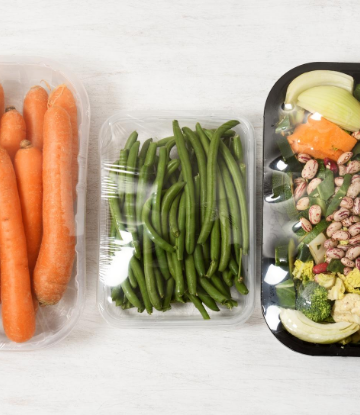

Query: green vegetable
[[297, 86, 360, 132], [280, 308, 359, 344], [326, 259, 345, 274], [276, 136, 303, 172], [185, 293, 210, 320], [301, 220, 328, 245], [275, 115, 292, 134], [326, 174, 352, 216], [296, 281, 332, 322], [121, 279, 144, 313], [354, 83, 360, 102], [310, 169, 334, 201], [275, 279, 296, 309], [124, 131, 138, 150]]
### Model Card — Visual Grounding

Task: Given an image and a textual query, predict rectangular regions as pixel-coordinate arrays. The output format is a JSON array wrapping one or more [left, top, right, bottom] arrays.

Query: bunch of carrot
[[0, 82, 78, 343]]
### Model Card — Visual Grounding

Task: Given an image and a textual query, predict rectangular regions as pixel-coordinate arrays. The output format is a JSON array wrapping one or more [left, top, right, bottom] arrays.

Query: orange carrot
[[0, 84, 4, 116], [34, 106, 75, 305], [48, 84, 78, 199], [14, 140, 43, 274], [0, 147, 35, 342], [0, 107, 26, 161], [23, 86, 48, 149], [287, 116, 357, 160]]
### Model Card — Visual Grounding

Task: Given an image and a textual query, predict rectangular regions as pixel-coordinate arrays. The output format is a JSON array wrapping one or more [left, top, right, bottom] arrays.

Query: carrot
[[0, 147, 35, 342], [23, 86, 48, 149], [0, 107, 26, 161], [48, 84, 78, 199], [0, 83, 4, 116], [14, 140, 43, 274], [287, 116, 357, 160], [34, 106, 75, 305]]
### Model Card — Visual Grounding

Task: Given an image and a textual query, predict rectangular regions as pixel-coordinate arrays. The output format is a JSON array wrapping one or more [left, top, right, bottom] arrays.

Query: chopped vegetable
[[284, 70, 354, 107], [292, 259, 314, 283], [328, 277, 345, 301], [314, 273, 336, 289], [296, 281, 332, 322], [339, 268, 360, 294], [287, 116, 356, 160], [275, 279, 296, 309], [332, 293, 360, 324], [297, 86, 360, 132], [308, 233, 327, 264], [280, 308, 359, 344], [326, 259, 345, 274], [326, 174, 352, 216]]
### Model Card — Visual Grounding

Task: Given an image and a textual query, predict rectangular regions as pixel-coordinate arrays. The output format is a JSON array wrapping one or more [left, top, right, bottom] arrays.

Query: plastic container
[[0, 56, 90, 350], [262, 63, 360, 356], [97, 111, 255, 328]]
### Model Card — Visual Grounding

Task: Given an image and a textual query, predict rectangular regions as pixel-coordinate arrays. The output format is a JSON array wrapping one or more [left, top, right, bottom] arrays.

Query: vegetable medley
[[271, 70, 360, 345], [106, 120, 249, 319], [0, 83, 77, 343]]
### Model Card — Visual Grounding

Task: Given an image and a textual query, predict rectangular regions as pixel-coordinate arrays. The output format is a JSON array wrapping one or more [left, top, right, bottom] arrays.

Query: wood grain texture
[[1, 0, 360, 414]]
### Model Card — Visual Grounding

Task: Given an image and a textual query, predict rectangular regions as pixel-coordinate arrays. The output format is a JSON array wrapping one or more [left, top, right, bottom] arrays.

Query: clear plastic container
[[97, 111, 255, 328], [0, 56, 90, 350]]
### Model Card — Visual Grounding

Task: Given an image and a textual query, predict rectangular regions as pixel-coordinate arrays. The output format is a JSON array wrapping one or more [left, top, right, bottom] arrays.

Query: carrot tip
[[20, 140, 32, 149]]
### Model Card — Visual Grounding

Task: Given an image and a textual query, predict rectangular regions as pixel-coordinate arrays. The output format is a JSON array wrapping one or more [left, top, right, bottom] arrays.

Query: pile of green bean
[[107, 120, 249, 319]]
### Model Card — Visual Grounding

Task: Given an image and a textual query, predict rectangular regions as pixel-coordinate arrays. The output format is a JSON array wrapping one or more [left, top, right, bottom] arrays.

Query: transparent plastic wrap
[[97, 111, 255, 328], [262, 63, 360, 356], [0, 57, 90, 350]]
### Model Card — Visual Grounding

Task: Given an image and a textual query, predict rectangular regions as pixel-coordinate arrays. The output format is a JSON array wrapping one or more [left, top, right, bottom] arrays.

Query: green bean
[[109, 217, 117, 256], [218, 173, 231, 272], [124, 131, 138, 150], [156, 136, 174, 147], [117, 149, 129, 204], [184, 253, 197, 295], [130, 256, 153, 314], [229, 257, 239, 276], [166, 138, 176, 156], [240, 162, 246, 187], [199, 277, 229, 305], [224, 136, 233, 149], [207, 218, 220, 278], [169, 192, 182, 238], [176, 191, 186, 261], [143, 232, 162, 310], [232, 135, 243, 162], [183, 128, 207, 225], [163, 278, 175, 311], [219, 158, 242, 262], [235, 278, 249, 295], [115, 291, 125, 307], [142, 197, 175, 252], [194, 244, 206, 278], [136, 142, 158, 232], [108, 193, 124, 239], [111, 285, 122, 302], [197, 286, 220, 312], [196, 123, 210, 154], [121, 278, 144, 312], [185, 293, 210, 320], [125, 141, 141, 258], [138, 138, 153, 168], [205, 128, 236, 139], [128, 266, 138, 289], [219, 141, 249, 254], [121, 299, 135, 310], [222, 269, 234, 287], [198, 120, 239, 244], [173, 120, 196, 254], [210, 274, 232, 300], [164, 159, 181, 182], [161, 182, 186, 239], [172, 252, 185, 298], [152, 147, 167, 232], [155, 268, 165, 298]]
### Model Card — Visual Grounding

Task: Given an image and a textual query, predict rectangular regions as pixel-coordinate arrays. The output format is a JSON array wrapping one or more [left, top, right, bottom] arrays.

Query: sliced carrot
[[48, 84, 78, 199], [14, 140, 43, 274], [287, 116, 357, 160], [23, 86, 48, 149], [34, 106, 75, 305], [0, 107, 26, 161], [0, 147, 35, 342]]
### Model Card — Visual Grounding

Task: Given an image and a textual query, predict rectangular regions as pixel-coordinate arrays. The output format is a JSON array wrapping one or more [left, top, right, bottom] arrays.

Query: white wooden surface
[[1, 1, 360, 414]]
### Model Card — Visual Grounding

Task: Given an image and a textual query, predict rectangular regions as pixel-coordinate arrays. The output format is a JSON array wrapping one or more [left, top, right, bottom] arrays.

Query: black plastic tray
[[262, 62, 360, 356]]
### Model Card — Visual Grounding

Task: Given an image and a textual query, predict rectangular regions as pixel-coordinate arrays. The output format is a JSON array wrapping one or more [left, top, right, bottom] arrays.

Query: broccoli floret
[[296, 281, 332, 322]]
